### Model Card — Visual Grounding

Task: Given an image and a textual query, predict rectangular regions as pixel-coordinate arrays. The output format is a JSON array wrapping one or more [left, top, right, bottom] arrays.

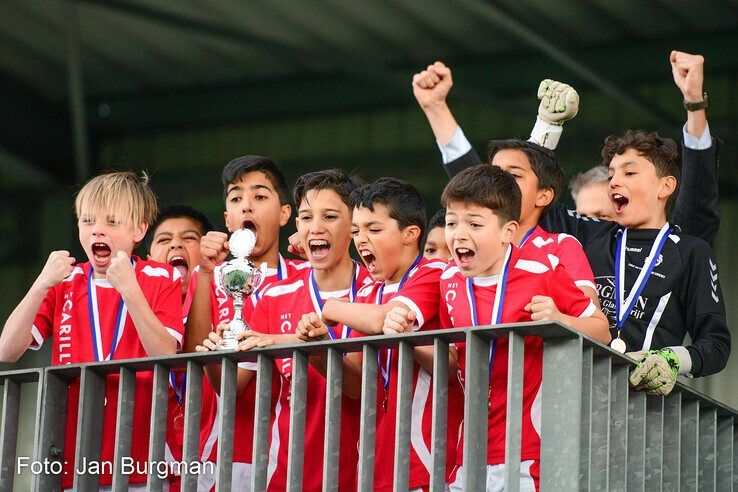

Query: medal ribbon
[[465, 245, 512, 375], [87, 263, 130, 362], [377, 254, 423, 392], [169, 372, 186, 405], [252, 254, 286, 303], [517, 226, 537, 248], [309, 261, 359, 339], [614, 223, 671, 330]]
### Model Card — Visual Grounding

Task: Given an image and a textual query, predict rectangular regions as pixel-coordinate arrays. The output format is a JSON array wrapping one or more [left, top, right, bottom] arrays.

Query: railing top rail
[[1, 321, 735, 416]]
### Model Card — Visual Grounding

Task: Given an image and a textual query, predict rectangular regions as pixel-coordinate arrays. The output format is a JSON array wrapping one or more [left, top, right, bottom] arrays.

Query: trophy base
[[218, 319, 248, 351]]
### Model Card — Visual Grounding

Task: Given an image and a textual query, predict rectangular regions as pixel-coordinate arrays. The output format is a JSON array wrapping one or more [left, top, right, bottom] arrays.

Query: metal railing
[[0, 321, 736, 491]]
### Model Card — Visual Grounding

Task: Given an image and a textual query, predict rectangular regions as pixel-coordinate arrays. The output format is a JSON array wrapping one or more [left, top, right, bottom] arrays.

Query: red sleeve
[[152, 274, 185, 348], [547, 266, 596, 318], [391, 263, 443, 331], [30, 287, 56, 350], [247, 296, 270, 334], [552, 235, 595, 289]]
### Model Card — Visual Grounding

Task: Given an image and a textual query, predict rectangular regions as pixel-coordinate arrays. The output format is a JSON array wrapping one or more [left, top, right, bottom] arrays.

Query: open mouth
[[308, 239, 331, 261], [242, 219, 257, 236], [91, 242, 112, 265], [360, 249, 377, 272], [455, 247, 475, 268], [611, 193, 629, 214], [168, 255, 189, 280]]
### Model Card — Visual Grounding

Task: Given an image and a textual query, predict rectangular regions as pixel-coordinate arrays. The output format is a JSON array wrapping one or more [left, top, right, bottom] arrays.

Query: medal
[[87, 264, 130, 362], [174, 406, 185, 431], [613, 224, 670, 353], [308, 261, 359, 339], [377, 255, 423, 407], [466, 245, 512, 409], [169, 370, 186, 431]]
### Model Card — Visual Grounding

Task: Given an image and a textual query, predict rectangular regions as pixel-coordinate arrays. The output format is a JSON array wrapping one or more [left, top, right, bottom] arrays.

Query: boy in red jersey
[[436, 165, 610, 491], [298, 177, 462, 491], [221, 169, 370, 491], [146, 205, 216, 490], [0, 171, 183, 490], [423, 208, 452, 262], [185, 155, 305, 488]]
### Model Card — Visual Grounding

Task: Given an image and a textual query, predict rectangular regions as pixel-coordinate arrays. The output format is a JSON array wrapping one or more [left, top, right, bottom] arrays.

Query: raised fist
[[670, 51, 705, 103], [383, 306, 416, 335], [287, 231, 306, 260], [36, 251, 76, 290], [199, 231, 229, 274], [525, 295, 564, 323], [107, 251, 137, 294], [296, 312, 329, 342], [537, 79, 579, 124], [412, 61, 453, 110]]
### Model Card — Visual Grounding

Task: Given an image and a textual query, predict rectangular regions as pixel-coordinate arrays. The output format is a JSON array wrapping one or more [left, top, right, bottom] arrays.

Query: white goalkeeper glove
[[627, 349, 680, 396], [529, 79, 579, 150]]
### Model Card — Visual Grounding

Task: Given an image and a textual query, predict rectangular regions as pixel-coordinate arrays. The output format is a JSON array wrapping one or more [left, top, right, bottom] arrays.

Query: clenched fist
[[412, 61, 453, 110], [200, 231, 229, 274], [670, 51, 705, 103], [525, 295, 564, 323], [537, 80, 579, 125], [36, 251, 76, 290], [296, 312, 330, 342], [106, 251, 137, 294], [383, 306, 416, 335]]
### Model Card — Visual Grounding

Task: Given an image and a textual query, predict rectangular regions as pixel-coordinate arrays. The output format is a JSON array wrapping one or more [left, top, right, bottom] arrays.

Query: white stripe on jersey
[[410, 367, 433, 474], [201, 394, 220, 462], [514, 259, 550, 274], [263, 280, 304, 297], [441, 266, 460, 280], [62, 266, 84, 282], [641, 293, 672, 351], [142, 265, 172, 279], [267, 376, 285, 486]]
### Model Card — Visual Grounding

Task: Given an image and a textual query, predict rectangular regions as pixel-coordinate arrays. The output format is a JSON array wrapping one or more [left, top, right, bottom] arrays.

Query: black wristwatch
[[683, 92, 708, 111]]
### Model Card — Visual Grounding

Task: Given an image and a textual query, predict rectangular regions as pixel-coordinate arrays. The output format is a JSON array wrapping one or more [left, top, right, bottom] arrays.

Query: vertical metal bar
[[286, 350, 308, 490], [65, 0, 90, 181], [111, 367, 135, 491], [626, 387, 646, 491], [32, 370, 68, 491], [0, 379, 20, 490], [251, 354, 274, 492], [182, 362, 203, 492], [73, 367, 106, 491], [323, 348, 342, 492], [463, 329, 490, 491], [216, 357, 237, 491], [716, 416, 733, 490], [609, 363, 629, 490], [147, 364, 169, 491], [680, 398, 699, 490], [644, 396, 664, 490], [357, 344, 378, 492], [587, 355, 611, 490], [504, 331, 524, 492], [430, 338, 449, 492], [662, 392, 682, 491], [578, 347, 593, 490], [393, 341, 413, 491], [540, 336, 583, 490], [698, 406, 717, 490]]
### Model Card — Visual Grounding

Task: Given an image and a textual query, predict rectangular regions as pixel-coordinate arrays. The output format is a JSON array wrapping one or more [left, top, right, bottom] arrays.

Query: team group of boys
[[0, 50, 729, 491]]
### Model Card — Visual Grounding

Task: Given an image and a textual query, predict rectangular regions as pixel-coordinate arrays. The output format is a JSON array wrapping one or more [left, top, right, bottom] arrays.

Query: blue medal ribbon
[[87, 263, 130, 362], [614, 223, 671, 330], [517, 226, 537, 248], [309, 261, 359, 339], [169, 372, 186, 405], [465, 245, 512, 376], [377, 254, 423, 392]]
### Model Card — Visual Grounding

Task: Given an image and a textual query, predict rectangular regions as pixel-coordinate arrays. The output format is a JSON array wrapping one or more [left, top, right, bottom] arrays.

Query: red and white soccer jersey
[[30, 257, 184, 488], [520, 225, 595, 291], [352, 257, 464, 490], [439, 247, 596, 466], [248, 264, 372, 491], [184, 255, 307, 466]]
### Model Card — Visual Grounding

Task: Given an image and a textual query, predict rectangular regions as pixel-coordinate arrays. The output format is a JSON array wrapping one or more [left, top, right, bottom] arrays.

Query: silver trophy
[[217, 228, 262, 350]]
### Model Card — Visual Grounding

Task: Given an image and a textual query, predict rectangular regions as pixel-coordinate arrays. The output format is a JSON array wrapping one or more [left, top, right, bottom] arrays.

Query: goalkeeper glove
[[627, 349, 680, 396]]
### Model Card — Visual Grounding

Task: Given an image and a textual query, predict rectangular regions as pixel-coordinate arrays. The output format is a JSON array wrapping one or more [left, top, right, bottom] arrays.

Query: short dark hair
[[428, 208, 446, 230], [350, 178, 426, 248], [441, 164, 521, 224], [487, 139, 565, 204], [146, 204, 214, 251], [601, 130, 680, 214], [293, 169, 364, 210], [221, 155, 289, 205]]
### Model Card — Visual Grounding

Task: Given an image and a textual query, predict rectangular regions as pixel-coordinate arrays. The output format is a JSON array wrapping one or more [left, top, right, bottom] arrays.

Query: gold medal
[[174, 405, 185, 431]]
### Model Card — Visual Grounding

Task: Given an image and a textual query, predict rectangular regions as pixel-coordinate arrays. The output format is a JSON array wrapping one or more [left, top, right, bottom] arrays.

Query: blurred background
[[1, 0, 737, 408]]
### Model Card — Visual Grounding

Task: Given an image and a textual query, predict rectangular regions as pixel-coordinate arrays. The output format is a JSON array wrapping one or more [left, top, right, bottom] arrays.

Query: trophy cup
[[217, 228, 262, 350]]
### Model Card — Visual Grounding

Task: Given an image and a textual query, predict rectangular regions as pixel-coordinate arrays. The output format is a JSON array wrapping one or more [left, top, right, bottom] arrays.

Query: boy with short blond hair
[[0, 171, 183, 489]]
